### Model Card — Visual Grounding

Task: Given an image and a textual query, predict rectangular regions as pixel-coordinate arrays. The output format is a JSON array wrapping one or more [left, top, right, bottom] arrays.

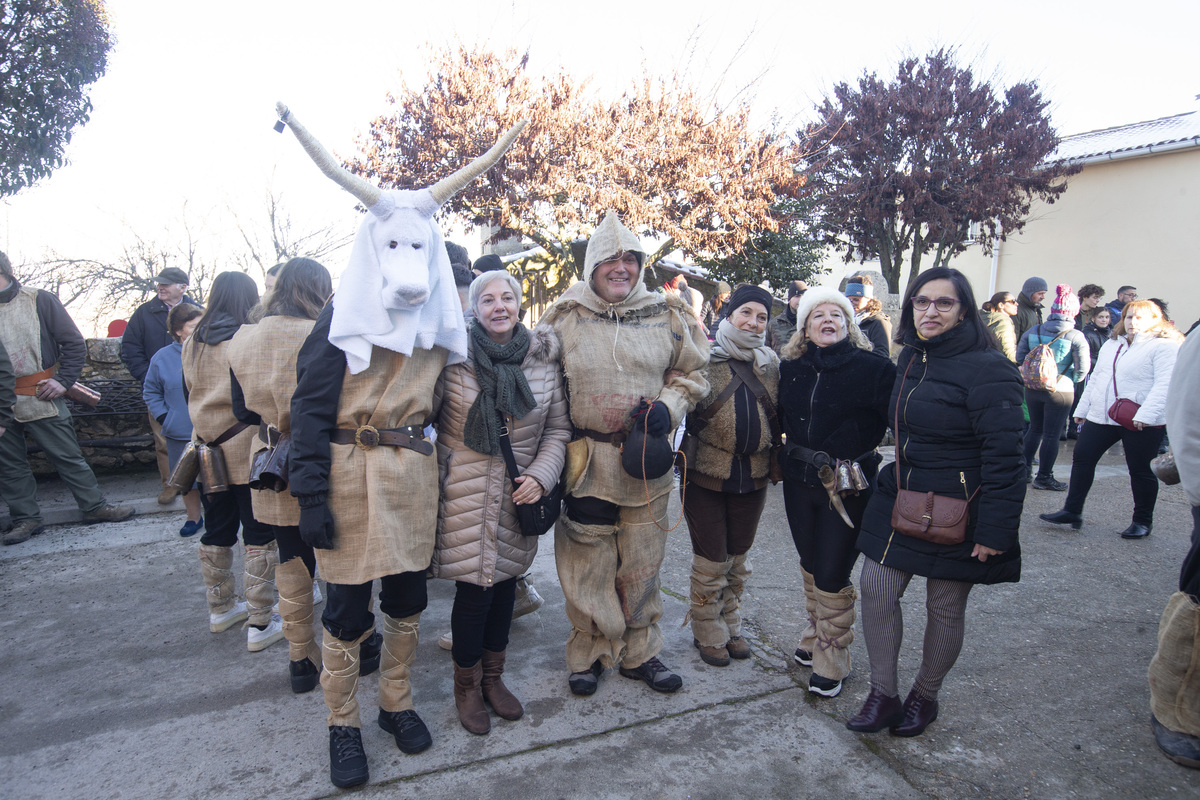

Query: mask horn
[[428, 119, 529, 206], [275, 102, 381, 210]]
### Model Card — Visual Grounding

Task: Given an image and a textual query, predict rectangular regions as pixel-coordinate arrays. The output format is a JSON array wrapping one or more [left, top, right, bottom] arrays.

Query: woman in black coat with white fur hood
[[778, 286, 895, 699], [847, 267, 1026, 739]]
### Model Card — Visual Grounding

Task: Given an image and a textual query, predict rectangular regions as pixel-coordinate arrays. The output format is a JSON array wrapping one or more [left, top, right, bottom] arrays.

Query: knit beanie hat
[[794, 286, 856, 335], [1021, 276, 1048, 299], [726, 284, 774, 316], [1050, 284, 1080, 320], [787, 280, 809, 300], [473, 253, 505, 274]]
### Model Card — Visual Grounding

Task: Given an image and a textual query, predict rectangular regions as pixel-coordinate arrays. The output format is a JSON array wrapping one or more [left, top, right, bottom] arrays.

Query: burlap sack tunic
[[537, 212, 710, 672], [182, 336, 256, 485], [226, 316, 315, 526], [318, 346, 448, 585]]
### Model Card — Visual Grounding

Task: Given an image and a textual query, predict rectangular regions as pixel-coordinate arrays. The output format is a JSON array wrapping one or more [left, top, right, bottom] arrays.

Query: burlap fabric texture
[[226, 315, 317, 526], [182, 337, 256, 485], [1149, 591, 1200, 737]]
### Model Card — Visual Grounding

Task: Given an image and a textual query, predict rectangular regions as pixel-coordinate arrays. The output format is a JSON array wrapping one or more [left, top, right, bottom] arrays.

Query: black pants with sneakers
[[322, 570, 428, 641]]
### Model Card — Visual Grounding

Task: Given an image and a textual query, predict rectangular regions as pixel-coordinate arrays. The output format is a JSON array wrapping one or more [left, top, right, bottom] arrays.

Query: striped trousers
[[859, 557, 973, 700]]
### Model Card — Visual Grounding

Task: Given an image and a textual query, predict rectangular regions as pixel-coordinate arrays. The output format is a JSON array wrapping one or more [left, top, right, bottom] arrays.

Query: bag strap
[[208, 420, 250, 447], [694, 369, 742, 425], [1111, 343, 1126, 399], [727, 359, 781, 445], [496, 413, 522, 486]]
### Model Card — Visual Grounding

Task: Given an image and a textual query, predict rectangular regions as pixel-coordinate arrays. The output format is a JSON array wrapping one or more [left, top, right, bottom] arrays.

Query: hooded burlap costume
[[537, 212, 710, 673]]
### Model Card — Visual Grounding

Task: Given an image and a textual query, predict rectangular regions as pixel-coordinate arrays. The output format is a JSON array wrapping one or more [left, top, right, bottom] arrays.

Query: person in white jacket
[[1041, 300, 1184, 538]]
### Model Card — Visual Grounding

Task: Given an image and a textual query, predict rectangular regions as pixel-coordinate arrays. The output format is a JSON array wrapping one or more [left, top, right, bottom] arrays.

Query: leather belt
[[574, 428, 627, 447], [330, 424, 433, 456], [790, 444, 876, 468], [14, 366, 56, 396], [258, 422, 283, 446]]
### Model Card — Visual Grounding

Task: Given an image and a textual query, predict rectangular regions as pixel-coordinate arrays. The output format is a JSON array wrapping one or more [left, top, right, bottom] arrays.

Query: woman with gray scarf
[[431, 271, 570, 735], [682, 285, 780, 668]]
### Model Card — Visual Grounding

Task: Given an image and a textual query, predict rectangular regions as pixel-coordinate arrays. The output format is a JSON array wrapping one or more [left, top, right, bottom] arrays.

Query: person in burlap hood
[[537, 211, 710, 696]]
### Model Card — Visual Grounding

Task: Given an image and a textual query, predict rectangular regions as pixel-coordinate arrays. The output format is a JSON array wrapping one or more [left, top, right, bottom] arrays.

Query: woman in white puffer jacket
[[1041, 300, 1183, 539], [431, 270, 571, 736]]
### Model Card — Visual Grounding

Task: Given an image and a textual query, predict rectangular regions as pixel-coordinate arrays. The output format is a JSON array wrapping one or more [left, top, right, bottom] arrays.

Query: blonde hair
[[1113, 299, 1183, 342], [781, 303, 874, 360]]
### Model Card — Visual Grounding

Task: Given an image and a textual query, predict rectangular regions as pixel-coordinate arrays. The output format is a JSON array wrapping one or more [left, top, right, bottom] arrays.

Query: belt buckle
[[355, 424, 380, 450]]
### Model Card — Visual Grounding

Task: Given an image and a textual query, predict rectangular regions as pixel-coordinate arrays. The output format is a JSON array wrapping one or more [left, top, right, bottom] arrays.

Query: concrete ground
[[1, 442, 1198, 799]]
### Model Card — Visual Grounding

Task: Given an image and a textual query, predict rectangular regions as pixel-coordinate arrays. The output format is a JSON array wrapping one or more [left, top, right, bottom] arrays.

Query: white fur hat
[[794, 286, 856, 332]]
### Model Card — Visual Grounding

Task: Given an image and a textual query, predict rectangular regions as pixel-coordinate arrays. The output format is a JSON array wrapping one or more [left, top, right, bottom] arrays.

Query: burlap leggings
[[555, 494, 670, 673], [859, 557, 973, 700]]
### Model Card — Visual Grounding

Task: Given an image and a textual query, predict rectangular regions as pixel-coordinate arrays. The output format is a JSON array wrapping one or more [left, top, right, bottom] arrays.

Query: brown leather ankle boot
[[453, 660, 490, 735], [481, 649, 524, 720]]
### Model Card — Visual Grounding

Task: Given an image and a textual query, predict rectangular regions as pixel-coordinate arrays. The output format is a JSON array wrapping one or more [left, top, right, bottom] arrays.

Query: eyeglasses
[[911, 296, 959, 312]]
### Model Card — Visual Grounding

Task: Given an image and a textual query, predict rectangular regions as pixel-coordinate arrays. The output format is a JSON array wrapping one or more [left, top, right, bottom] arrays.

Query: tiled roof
[[1048, 110, 1200, 163]]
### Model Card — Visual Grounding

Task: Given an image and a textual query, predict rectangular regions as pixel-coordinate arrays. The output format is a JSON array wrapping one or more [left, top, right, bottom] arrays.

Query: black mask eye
[[388, 241, 398, 249], [412, 242, 422, 250]]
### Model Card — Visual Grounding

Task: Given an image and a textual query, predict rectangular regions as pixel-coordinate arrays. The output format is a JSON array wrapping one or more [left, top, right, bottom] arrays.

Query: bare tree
[[229, 184, 354, 279]]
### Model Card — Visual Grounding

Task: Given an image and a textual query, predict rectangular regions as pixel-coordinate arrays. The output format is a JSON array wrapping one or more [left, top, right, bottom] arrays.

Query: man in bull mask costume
[[277, 103, 526, 789], [538, 212, 710, 696]]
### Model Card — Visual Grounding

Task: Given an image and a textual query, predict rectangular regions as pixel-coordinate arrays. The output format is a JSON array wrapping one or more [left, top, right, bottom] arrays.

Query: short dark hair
[[264, 258, 332, 321], [1077, 283, 1104, 301], [895, 267, 995, 352], [167, 303, 203, 340], [1117, 285, 1137, 295], [0, 251, 12, 280]]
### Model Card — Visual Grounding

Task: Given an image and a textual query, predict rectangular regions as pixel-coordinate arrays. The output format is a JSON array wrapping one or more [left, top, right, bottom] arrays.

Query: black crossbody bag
[[497, 415, 564, 537]]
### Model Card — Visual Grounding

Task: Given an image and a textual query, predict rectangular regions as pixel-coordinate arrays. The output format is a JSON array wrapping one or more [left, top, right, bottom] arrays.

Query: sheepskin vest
[[226, 316, 316, 526], [688, 359, 780, 493], [430, 327, 571, 586]]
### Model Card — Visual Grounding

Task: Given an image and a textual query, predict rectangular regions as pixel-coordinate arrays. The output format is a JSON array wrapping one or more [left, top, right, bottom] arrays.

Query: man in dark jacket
[[0, 252, 134, 545], [1105, 285, 1138, 326], [767, 280, 807, 353], [121, 267, 199, 498], [845, 275, 892, 356], [1014, 276, 1048, 339], [0, 339, 14, 437]]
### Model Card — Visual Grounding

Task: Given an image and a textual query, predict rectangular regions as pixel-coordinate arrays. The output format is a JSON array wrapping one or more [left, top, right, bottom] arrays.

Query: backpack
[[1020, 324, 1067, 391]]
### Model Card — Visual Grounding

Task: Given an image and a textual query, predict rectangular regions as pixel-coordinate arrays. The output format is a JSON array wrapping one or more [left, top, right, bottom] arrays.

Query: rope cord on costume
[[323, 635, 363, 719], [638, 399, 685, 532], [381, 615, 419, 690]]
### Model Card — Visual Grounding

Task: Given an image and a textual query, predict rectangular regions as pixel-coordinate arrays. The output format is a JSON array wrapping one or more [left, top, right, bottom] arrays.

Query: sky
[[2, 0, 1198, 332]]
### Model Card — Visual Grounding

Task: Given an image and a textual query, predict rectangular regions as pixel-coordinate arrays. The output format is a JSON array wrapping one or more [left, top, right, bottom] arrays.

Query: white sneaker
[[210, 601, 248, 633], [313, 580, 323, 605], [247, 613, 285, 652], [438, 631, 453, 651], [512, 577, 544, 619]]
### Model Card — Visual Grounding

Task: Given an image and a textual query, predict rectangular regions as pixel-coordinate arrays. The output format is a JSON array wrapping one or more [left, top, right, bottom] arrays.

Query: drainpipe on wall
[[988, 217, 1002, 297]]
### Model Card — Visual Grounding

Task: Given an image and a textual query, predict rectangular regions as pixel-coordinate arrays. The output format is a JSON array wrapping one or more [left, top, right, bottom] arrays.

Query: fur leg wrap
[[723, 554, 752, 640], [813, 584, 857, 682], [686, 554, 730, 647]]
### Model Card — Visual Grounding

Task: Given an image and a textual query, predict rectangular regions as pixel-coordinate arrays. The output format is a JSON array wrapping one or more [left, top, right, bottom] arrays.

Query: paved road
[[1, 443, 1197, 799]]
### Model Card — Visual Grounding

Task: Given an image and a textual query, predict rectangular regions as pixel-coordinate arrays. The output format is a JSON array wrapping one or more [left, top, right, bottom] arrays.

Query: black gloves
[[297, 493, 336, 550], [630, 399, 671, 436]]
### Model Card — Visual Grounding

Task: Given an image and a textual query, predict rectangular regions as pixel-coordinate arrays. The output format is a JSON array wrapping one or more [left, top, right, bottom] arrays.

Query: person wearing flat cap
[[121, 266, 200, 499], [681, 284, 780, 669], [767, 280, 808, 353], [536, 211, 710, 697]]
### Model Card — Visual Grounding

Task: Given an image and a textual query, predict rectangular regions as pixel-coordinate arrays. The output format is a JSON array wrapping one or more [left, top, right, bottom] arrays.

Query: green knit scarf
[[464, 321, 536, 455]]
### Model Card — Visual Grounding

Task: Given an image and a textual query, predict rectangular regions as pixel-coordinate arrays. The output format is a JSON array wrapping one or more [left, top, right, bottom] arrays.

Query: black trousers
[[1182, 506, 1200, 598], [1024, 387, 1073, 477], [1064, 420, 1166, 525], [451, 577, 518, 668], [783, 479, 870, 593], [682, 481, 767, 562], [273, 524, 315, 577], [199, 484, 273, 547], [322, 570, 428, 641]]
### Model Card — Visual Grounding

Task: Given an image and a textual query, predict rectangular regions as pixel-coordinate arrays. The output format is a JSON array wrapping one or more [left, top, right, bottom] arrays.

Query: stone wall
[[26, 337, 157, 475]]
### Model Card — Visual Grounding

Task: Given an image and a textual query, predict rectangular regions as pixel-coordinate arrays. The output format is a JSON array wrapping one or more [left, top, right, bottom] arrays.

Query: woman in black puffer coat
[[847, 267, 1026, 739], [778, 287, 895, 699]]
